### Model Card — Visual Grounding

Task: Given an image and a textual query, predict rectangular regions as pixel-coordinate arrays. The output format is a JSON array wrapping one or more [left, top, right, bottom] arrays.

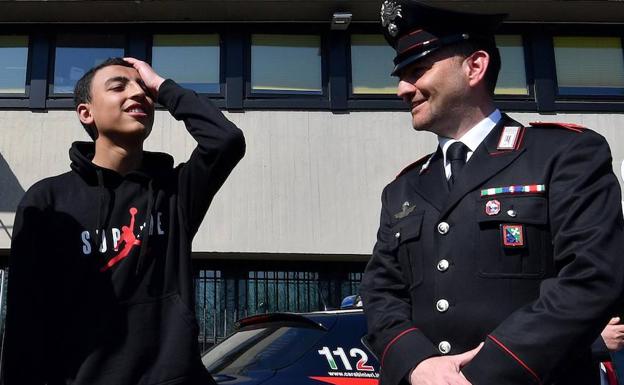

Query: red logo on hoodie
[[100, 207, 141, 272]]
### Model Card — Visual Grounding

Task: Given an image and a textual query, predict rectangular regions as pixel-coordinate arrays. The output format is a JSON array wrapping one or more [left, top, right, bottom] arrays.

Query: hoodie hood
[[69, 141, 174, 184]]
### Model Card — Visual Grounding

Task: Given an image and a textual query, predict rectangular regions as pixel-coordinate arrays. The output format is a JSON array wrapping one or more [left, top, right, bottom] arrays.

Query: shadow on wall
[[0, 153, 25, 212]]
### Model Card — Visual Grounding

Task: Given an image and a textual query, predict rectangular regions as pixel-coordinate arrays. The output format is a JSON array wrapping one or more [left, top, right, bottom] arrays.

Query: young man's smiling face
[[79, 64, 155, 143]]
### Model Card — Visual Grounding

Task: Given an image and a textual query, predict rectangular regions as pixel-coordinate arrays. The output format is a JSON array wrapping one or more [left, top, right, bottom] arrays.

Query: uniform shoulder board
[[529, 121, 586, 133], [396, 153, 432, 179]]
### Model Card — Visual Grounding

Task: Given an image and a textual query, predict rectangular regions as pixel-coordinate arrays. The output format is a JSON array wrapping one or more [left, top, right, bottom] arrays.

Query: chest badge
[[502, 224, 525, 248], [394, 201, 415, 219], [485, 200, 501, 216]]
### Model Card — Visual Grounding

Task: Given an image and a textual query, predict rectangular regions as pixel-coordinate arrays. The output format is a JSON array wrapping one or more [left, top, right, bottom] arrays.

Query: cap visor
[[391, 47, 440, 77]]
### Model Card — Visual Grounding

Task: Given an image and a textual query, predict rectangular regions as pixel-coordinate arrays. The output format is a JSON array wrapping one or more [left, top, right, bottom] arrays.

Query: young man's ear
[[77, 103, 94, 126]]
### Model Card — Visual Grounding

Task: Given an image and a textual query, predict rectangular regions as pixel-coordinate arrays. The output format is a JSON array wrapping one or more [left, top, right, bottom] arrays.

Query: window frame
[[47, 31, 128, 99], [344, 24, 539, 112], [43, 28, 130, 109], [493, 33, 534, 100], [344, 24, 407, 111], [493, 24, 538, 112], [529, 23, 624, 112], [43, 24, 227, 110], [0, 27, 33, 108], [147, 31, 225, 98], [0, 22, 623, 112], [551, 32, 624, 101], [243, 25, 330, 110], [0, 34, 31, 99], [346, 31, 399, 101]]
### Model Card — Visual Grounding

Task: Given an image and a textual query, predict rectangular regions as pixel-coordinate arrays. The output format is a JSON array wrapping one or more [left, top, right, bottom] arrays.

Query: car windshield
[[202, 321, 326, 374]]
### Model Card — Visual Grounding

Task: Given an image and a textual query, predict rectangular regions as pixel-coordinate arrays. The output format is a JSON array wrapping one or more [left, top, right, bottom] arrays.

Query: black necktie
[[447, 141, 469, 187]]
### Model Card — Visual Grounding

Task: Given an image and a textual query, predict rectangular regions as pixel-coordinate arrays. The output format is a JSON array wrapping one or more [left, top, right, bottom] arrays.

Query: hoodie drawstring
[[136, 179, 155, 275], [95, 169, 106, 254]]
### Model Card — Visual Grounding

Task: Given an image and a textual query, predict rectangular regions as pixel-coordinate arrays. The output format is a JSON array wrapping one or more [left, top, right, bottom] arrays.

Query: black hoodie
[[3, 80, 245, 385]]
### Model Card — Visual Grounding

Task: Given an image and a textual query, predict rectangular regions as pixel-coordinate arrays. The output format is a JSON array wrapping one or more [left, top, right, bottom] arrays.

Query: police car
[[202, 296, 380, 385]]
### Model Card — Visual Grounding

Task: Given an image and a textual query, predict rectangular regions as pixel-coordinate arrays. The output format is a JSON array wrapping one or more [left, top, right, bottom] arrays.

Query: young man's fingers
[[123, 57, 143, 70], [123, 57, 151, 74], [608, 317, 620, 325], [122, 57, 164, 93], [123, 57, 148, 75], [123, 57, 141, 65]]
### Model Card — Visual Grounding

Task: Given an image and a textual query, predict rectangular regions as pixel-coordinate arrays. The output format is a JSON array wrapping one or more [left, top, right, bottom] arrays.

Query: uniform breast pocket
[[392, 211, 425, 288], [476, 196, 551, 278]]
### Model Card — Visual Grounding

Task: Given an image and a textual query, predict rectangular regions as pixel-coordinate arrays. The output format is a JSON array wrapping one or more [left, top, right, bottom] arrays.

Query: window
[[554, 36, 624, 96], [52, 34, 125, 94], [350, 35, 396, 95], [250, 34, 322, 95], [152, 34, 220, 94], [495, 35, 529, 96], [0, 35, 28, 95]]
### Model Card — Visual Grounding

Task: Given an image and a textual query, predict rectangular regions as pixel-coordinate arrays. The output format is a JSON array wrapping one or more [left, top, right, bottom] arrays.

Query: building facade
[[1, 0, 623, 347]]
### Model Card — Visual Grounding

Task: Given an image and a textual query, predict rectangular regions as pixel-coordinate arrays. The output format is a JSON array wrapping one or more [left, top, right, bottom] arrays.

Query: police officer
[[359, 2, 624, 385]]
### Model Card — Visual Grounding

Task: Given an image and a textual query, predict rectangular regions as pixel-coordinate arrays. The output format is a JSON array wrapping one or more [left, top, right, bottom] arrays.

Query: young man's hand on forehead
[[123, 57, 166, 98]]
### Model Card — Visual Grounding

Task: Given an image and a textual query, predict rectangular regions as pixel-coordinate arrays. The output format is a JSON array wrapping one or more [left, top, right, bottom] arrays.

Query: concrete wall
[[1, 110, 623, 256]]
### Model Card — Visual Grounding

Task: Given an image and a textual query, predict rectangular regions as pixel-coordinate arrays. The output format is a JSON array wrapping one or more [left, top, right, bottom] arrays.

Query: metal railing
[[0, 261, 366, 354], [193, 262, 366, 352]]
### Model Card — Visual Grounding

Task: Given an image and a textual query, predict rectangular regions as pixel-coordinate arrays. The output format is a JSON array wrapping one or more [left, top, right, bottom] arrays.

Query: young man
[[360, 2, 624, 385], [3, 58, 245, 384]]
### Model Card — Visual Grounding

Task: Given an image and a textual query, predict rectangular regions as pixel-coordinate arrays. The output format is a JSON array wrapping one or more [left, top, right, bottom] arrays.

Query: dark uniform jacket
[[360, 114, 624, 385]]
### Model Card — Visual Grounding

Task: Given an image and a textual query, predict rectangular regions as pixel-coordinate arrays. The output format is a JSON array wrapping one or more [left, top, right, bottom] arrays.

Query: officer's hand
[[409, 343, 483, 385], [602, 317, 624, 352], [123, 57, 165, 98]]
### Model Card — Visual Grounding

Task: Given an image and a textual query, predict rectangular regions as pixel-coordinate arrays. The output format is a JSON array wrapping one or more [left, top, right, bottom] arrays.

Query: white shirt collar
[[438, 109, 502, 178]]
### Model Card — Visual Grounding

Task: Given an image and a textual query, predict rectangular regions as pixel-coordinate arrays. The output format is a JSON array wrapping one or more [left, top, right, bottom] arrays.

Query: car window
[[202, 322, 326, 373]]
